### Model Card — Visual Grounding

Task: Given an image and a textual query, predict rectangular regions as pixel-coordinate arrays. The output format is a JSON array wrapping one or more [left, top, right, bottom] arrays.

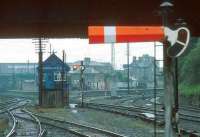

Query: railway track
[[180, 105, 200, 113], [130, 104, 200, 123], [82, 102, 200, 124], [6, 108, 46, 137], [81, 102, 200, 136], [0, 99, 29, 114], [12, 108, 93, 137], [6, 110, 17, 137], [2, 94, 199, 136], [0, 98, 22, 108], [83, 102, 163, 117], [125, 104, 200, 122], [1, 97, 126, 137], [26, 111, 127, 137]]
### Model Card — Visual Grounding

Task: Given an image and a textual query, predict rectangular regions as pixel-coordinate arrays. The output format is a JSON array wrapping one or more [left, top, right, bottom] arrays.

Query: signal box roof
[[43, 53, 70, 72]]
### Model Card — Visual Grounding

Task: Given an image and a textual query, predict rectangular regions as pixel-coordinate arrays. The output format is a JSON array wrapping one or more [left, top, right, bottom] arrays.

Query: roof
[[123, 54, 155, 68], [72, 60, 112, 67], [43, 53, 70, 71], [0, 0, 199, 37], [84, 67, 100, 74], [69, 67, 100, 74]]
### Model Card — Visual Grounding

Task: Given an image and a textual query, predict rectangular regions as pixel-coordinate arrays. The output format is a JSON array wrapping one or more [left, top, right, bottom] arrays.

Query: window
[[73, 80, 79, 85], [54, 72, 61, 81], [54, 72, 67, 81]]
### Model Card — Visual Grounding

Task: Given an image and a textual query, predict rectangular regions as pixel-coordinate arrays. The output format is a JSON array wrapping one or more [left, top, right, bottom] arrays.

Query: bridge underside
[[0, 0, 199, 38]]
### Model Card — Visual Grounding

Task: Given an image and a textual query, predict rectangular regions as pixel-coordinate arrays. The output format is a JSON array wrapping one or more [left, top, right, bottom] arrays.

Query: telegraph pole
[[127, 43, 130, 94], [38, 38, 43, 106], [160, 1, 175, 137], [61, 50, 66, 106], [66, 52, 69, 106], [27, 59, 30, 73], [153, 42, 157, 137], [111, 43, 115, 68], [12, 64, 16, 89], [33, 38, 47, 106]]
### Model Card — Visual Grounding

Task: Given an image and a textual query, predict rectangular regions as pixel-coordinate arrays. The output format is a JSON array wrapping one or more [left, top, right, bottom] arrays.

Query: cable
[[153, 42, 157, 137]]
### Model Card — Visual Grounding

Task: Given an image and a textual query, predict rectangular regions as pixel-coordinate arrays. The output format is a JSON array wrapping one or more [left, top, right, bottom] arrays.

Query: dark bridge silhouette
[[0, 0, 199, 38]]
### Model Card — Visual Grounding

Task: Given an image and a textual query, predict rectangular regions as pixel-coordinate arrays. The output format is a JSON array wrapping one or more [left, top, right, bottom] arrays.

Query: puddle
[[141, 113, 155, 118], [145, 103, 152, 106], [69, 104, 77, 109], [71, 110, 78, 114], [150, 97, 160, 104]]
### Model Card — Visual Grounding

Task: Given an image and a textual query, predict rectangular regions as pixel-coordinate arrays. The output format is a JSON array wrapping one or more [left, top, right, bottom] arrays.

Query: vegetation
[[179, 38, 200, 96], [29, 107, 158, 136], [179, 84, 200, 96]]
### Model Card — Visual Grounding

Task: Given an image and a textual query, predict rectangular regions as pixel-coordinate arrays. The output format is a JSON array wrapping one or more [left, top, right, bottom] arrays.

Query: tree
[[179, 39, 200, 85]]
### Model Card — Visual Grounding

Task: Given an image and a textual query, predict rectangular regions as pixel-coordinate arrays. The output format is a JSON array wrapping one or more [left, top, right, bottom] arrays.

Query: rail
[[83, 102, 200, 124], [21, 108, 45, 137], [6, 110, 17, 137], [31, 112, 127, 137], [0, 99, 28, 114]]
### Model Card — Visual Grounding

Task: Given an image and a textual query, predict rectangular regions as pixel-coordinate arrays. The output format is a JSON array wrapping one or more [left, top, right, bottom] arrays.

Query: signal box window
[[54, 72, 62, 81]]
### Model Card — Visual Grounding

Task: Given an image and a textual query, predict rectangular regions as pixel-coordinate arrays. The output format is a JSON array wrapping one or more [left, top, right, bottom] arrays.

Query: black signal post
[[80, 61, 85, 107]]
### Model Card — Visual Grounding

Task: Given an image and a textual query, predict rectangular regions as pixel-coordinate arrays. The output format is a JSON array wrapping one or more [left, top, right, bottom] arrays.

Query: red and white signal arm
[[88, 26, 190, 57], [73, 64, 81, 70]]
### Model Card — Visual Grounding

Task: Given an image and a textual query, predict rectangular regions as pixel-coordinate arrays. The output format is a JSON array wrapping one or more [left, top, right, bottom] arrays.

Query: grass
[[179, 84, 200, 96], [31, 106, 144, 128], [0, 118, 9, 131], [28, 106, 164, 137]]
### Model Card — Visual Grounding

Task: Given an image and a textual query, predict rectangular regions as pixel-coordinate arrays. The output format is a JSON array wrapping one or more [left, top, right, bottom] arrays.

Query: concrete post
[[163, 47, 175, 137], [160, 1, 175, 137]]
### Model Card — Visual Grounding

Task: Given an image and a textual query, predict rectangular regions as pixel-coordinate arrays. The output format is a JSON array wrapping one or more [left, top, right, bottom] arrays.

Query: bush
[[179, 84, 200, 97]]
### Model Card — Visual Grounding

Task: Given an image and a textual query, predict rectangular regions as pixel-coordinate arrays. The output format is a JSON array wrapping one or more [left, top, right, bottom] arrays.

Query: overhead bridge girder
[[0, 0, 199, 38]]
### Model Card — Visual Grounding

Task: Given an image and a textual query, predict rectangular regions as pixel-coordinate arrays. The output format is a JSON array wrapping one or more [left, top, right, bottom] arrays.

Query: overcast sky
[[0, 39, 163, 69]]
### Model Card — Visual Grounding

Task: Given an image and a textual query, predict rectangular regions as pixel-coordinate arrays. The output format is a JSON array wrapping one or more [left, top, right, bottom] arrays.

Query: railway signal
[[80, 61, 85, 107], [88, 26, 190, 57], [72, 62, 85, 106], [73, 64, 81, 70]]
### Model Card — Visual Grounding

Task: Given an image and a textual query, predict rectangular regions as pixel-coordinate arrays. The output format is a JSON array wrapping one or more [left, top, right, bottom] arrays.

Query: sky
[[0, 39, 163, 69]]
